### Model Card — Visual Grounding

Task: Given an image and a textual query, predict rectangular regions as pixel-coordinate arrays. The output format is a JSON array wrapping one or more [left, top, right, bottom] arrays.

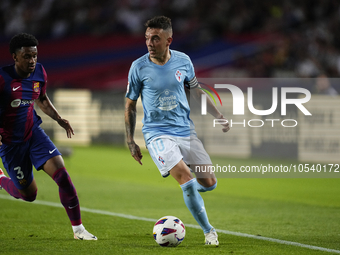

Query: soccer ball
[[153, 216, 186, 247]]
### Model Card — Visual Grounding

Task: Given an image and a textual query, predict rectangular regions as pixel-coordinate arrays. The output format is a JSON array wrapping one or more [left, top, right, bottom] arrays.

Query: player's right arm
[[125, 98, 143, 165]]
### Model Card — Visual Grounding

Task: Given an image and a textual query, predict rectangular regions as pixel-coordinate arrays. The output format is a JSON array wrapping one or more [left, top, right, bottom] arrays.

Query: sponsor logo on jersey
[[10, 99, 34, 108], [33, 82, 40, 92], [11, 99, 21, 108], [21, 100, 34, 106], [157, 89, 178, 111]]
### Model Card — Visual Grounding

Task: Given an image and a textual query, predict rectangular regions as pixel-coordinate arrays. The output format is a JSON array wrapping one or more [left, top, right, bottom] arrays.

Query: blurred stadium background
[[0, 0, 339, 163]]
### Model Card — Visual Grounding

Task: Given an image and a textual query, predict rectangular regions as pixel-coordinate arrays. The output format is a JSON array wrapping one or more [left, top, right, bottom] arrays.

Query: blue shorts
[[0, 126, 61, 190]]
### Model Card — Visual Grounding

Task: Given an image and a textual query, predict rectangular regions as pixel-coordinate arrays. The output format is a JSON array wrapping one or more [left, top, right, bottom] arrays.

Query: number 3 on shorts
[[14, 166, 24, 180]]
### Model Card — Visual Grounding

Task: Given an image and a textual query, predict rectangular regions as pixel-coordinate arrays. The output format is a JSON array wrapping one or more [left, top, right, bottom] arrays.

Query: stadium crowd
[[1, 0, 340, 78]]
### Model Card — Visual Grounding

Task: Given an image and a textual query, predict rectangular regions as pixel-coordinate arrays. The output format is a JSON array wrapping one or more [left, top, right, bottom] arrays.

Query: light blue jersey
[[126, 49, 198, 143]]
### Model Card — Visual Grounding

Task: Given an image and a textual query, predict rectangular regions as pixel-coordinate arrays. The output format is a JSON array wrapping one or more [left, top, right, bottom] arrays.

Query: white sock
[[72, 224, 85, 233]]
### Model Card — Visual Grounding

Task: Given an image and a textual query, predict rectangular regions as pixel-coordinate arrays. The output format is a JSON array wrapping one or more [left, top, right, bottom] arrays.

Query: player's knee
[[22, 189, 37, 202], [53, 167, 78, 207], [201, 178, 217, 188], [206, 178, 217, 188], [197, 178, 217, 192], [53, 167, 72, 188], [208, 179, 217, 191], [170, 165, 193, 185], [181, 175, 193, 185]]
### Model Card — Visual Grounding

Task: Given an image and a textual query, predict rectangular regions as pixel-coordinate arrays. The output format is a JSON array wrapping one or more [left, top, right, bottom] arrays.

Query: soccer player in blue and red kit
[[0, 33, 97, 240]]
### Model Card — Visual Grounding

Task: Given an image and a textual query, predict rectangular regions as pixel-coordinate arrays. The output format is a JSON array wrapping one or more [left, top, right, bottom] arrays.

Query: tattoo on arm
[[125, 100, 137, 143]]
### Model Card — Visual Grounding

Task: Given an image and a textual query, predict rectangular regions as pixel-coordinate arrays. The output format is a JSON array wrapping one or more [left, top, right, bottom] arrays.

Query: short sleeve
[[184, 57, 198, 89], [186, 57, 195, 81], [40, 64, 47, 95], [126, 62, 142, 101]]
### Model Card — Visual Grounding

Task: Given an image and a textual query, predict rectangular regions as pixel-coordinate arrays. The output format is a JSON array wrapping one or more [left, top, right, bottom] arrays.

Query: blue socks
[[180, 179, 212, 233]]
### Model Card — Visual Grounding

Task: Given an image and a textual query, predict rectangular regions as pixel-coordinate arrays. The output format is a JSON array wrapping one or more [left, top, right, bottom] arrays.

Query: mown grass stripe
[[1, 194, 339, 254]]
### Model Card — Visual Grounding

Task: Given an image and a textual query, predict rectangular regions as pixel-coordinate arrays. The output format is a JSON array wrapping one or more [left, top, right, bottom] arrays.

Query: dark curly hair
[[144, 16, 172, 32], [9, 33, 39, 54]]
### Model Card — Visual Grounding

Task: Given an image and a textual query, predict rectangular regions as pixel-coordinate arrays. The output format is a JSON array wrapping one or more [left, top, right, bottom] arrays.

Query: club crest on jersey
[[33, 82, 40, 92], [158, 156, 165, 165], [175, 70, 182, 83]]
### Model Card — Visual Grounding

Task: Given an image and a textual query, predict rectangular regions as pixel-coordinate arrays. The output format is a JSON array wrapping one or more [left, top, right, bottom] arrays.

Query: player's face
[[145, 28, 172, 61], [13, 46, 38, 78]]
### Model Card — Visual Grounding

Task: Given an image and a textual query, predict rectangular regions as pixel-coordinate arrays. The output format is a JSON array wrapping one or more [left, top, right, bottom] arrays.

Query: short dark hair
[[144, 16, 172, 31], [9, 33, 39, 54]]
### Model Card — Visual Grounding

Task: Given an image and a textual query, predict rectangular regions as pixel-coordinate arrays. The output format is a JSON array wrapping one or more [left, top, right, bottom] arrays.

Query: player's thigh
[[18, 178, 38, 197], [178, 136, 212, 166], [147, 136, 187, 178], [169, 159, 193, 185], [29, 126, 62, 173], [42, 155, 65, 178], [0, 142, 35, 190], [194, 164, 216, 187], [176, 136, 215, 181], [191, 165, 216, 178]]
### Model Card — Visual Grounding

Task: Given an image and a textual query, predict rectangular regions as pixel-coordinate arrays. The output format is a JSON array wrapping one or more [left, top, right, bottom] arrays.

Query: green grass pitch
[[0, 145, 339, 255]]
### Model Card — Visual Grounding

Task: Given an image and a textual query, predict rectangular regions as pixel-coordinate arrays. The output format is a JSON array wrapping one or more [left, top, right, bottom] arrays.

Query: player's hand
[[0, 134, 2, 146], [57, 118, 75, 138], [127, 141, 143, 165], [217, 115, 230, 133], [222, 120, 230, 133]]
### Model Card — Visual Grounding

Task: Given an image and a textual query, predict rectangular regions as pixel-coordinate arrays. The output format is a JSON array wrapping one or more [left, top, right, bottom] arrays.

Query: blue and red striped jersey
[[0, 63, 47, 145]]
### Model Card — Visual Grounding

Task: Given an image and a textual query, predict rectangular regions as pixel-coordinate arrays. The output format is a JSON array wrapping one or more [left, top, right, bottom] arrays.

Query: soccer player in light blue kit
[[125, 16, 229, 246]]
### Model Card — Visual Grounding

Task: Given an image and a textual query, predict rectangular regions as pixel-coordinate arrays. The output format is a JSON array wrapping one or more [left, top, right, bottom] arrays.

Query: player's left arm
[[36, 92, 74, 138], [185, 56, 229, 132], [190, 84, 230, 133]]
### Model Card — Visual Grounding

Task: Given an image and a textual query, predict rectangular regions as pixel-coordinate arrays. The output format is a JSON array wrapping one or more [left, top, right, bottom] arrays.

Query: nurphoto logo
[[200, 84, 312, 128]]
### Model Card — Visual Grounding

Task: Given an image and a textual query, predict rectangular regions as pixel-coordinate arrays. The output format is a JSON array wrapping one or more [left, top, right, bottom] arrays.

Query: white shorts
[[146, 135, 212, 177]]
